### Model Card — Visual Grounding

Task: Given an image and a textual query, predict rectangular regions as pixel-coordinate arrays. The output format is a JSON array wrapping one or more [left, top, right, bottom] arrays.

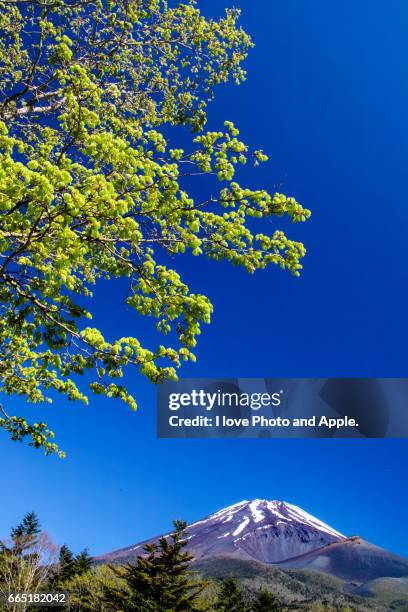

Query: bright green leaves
[[0, 0, 310, 457], [53, 41, 73, 65], [0, 415, 65, 458], [127, 253, 213, 357], [193, 124, 251, 180], [81, 326, 180, 394]]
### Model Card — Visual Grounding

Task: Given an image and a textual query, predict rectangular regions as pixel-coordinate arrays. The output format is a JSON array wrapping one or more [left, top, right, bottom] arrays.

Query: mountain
[[97, 499, 408, 610], [97, 498, 408, 608], [98, 499, 345, 564]]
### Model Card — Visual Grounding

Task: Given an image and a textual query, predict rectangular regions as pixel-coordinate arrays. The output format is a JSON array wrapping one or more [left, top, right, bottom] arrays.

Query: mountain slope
[[99, 499, 344, 564], [194, 556, 388, 611], [277, 536, 408, 583], [352, 576, 408, 607]]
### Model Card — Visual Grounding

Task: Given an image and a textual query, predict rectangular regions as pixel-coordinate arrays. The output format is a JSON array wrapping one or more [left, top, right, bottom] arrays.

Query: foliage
[[0, 512, 397, 611], [104, 520, 207, 611], [252, 589, 280, 611], [56, 544, 76, 584], [72, 549, 93, 577], [0, 513, 58, 612], [58, 565, 124, 612], [194, 557, 382, 611], [214, 577, 249, 611], [9, 512, 41, 556], [53, 544, 93, 589], [0, 0, 310, 456]]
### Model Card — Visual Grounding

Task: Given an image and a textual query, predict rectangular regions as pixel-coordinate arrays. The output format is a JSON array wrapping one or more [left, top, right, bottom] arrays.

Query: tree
[[52, 545, 93, 589], [252, 589, 280, 611], [0, 0, 310, 456], [0, 513, 58, 612], [55, 544, 76, 584], [73, 549, 93, 576], [9, 511, 41, 555], [214, 578, 248, 612], [63, 565, 127, 612], [104, 520, 207, 611]]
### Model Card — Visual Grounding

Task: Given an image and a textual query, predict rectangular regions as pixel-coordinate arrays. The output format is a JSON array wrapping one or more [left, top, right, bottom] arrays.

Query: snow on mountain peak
[[98, 498, 345, 565], [180, 499, 345, 562], [201, 499, 344, 541]]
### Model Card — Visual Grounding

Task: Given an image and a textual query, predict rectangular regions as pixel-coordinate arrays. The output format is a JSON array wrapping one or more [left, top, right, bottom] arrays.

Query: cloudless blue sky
[[2, 0, 408, 558]]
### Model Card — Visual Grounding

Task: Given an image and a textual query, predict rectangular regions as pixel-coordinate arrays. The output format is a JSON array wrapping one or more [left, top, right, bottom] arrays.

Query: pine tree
[[104, 520, 206, 611], [252, 589, 281, 611], [58, 544, 76, 582], [53, 545, 94, 591], [74, 549, 93, 576], [215, 578, 249, 612], [11, 511, 40, 538], [9, 511, 41, 555]]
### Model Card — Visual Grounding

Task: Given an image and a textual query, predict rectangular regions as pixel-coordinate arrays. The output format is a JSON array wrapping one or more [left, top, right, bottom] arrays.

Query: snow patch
[[256, 525, 273, 531], [217, 532, 231, 539], [266, 501, 290, 521], [285, 503, 344, 538], [232, 516, 250, 536], [249, 500, 264, 523]]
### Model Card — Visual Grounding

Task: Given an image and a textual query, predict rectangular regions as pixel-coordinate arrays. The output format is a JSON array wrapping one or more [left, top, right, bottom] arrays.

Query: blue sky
[[2, 0, 408, 558]]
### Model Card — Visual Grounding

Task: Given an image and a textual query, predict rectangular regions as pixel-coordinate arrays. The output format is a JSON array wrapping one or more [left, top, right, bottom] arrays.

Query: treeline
[[0, 513, 280, 611]]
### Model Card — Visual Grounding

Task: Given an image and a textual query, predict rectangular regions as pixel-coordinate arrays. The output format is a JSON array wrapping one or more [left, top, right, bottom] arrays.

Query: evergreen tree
[[58, 544, 76, 582], [74, 549, 93, 576], [215, 578, 249, 612], [9, 511, 40, 555], [10, 511, 40, 539], [104, 520, 206, 611], [252, 589, 281, 611], [53, 545, 93, 590]]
